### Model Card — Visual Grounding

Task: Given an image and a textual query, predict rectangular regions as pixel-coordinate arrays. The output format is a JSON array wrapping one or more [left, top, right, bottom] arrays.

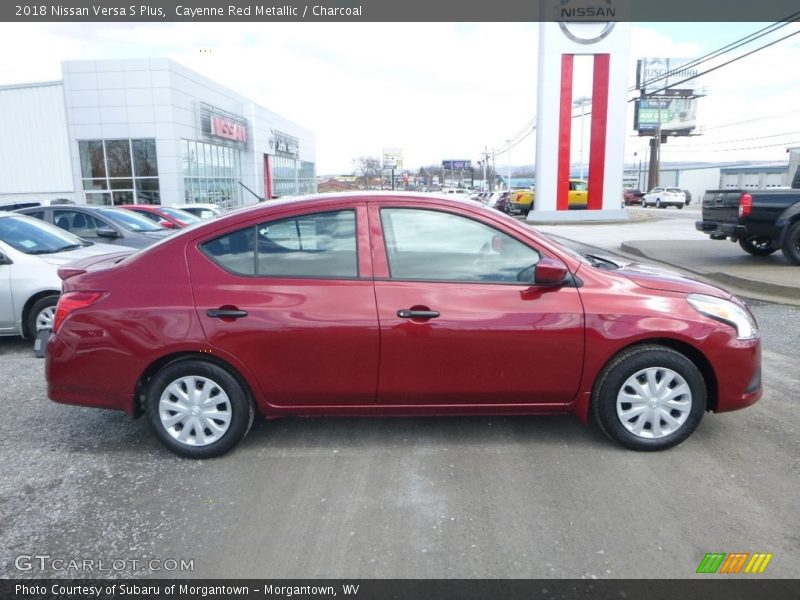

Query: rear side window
[[201, 210, 357, 279]]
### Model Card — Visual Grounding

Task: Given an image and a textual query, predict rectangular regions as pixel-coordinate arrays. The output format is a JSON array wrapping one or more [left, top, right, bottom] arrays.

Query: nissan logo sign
[[555, 0, 617, 45]]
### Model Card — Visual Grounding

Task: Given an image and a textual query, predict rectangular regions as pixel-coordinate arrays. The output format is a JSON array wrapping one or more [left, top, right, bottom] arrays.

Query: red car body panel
[[120, 205, 194, 229], [45, 193, 762, 424]]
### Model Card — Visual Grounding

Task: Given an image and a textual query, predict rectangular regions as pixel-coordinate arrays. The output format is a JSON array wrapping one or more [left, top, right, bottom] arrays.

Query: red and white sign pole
[[529, 16, 630, 222]]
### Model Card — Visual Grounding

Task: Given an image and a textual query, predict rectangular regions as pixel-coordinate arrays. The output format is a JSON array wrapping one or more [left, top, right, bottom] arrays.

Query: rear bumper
[[695, 220, 748, 239]]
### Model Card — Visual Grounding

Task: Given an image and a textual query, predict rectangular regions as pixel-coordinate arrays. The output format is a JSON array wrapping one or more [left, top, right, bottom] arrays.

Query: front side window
[[380, 208, 539, 283], [53, 210, 107, 238], [201, 210, 357, 279]]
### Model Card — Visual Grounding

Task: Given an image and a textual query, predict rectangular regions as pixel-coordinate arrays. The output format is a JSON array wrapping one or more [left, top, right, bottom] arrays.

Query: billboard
[[636, 58, 705, 95], [442, 160, 472, 170], [634, 97, 698, 136], [383, 147, 403, 170]]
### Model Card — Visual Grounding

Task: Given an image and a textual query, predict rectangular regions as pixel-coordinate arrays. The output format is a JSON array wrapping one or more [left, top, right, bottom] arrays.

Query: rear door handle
[[397, 309, 440, 319], [206, 308, 248, 319]]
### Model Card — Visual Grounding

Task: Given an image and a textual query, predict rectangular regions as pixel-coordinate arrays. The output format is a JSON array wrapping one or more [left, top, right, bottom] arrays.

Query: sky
[[0, 21, 798, 175]]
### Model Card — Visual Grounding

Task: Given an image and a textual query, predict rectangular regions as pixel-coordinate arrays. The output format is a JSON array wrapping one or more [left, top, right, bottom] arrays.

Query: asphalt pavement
[[532, 203, 800, 306], [1, 298, 798, 579]]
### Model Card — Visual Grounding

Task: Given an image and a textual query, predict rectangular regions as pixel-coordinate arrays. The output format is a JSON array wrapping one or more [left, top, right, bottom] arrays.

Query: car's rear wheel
[[739, 236, 777, 256], [592, 345, 706, 451], [781, 221, 800, 265], [656, 198, 663, 209], [146, 360, 255, 458], [27, 295, 59, 337]]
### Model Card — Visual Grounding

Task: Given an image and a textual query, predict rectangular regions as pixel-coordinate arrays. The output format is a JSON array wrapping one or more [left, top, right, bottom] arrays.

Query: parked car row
[[1, 202, 225, 341], [0, 212, 131, 339]]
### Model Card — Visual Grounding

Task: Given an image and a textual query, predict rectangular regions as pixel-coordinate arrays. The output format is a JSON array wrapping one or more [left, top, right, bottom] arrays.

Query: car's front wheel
[[592, 345, 706, 451], [656, 198, 663, 209], [146, 360, 255, 458]]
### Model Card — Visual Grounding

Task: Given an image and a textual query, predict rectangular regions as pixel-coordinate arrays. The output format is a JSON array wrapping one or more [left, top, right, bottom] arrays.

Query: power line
[[488, 18, 800, 162], [668, 130, 800, 148], [702, 107, 800, 131], [664, 140, 800, 153], [632, 18, 799, 94]]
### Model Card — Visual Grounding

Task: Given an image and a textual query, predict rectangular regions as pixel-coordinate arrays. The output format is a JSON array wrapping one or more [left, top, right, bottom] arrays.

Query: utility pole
[[506, 139, 512, 191]]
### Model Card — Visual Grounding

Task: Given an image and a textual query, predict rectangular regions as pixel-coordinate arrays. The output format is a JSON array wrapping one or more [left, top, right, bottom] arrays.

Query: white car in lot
[[172, 203, 224, 220], [641, 187, 687, 209], [0, 212, 132, 338]]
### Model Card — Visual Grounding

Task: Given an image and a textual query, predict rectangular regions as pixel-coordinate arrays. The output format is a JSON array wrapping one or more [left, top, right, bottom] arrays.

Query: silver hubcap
[[616, 367, 692, 439], [36, 306, 56, 331], [159, 376, 232, 447]]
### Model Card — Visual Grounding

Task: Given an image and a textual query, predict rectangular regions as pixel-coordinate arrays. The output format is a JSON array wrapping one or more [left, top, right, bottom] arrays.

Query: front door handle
[[397, 309, 440, 319], [206, 308, 248, 319]]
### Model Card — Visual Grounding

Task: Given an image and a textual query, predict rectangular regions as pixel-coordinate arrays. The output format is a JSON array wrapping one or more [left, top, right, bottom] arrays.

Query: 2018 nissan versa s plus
[[45, 193, 761, 458]]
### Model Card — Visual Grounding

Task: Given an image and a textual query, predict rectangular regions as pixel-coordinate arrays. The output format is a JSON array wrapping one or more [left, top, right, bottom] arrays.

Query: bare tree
[[353, 156, 382, 189]]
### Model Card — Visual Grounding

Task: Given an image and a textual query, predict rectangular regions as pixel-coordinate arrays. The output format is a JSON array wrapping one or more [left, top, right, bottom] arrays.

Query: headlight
[[687, 294, 758, 340]]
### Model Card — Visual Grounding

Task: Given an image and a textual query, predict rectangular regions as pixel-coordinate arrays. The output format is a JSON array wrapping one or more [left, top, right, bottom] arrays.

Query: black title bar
[[3, 0, 800, 22]]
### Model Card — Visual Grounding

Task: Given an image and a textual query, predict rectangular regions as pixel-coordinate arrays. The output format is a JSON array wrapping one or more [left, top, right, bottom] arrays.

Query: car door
[[187, 204, 380, 407], [52, 209, 119, 243], [370, 204, 585, 407], [0, 243, 15, 332]]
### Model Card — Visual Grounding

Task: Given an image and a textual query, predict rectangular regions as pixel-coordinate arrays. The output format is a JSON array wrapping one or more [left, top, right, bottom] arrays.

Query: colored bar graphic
[[745, 553, 773, 574], [697, 552, 773, 574], [697, 553, 726, 574], [719, 553, 749, 574]]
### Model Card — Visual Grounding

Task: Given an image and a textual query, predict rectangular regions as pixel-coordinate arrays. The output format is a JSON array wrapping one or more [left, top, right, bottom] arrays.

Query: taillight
[[53, 291, 106, 333], [738, 193, 752, 219]]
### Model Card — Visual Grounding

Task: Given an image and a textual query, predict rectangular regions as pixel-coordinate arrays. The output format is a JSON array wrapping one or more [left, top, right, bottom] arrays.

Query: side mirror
[[160, 220, 177, 229], [0, 251, 12, 265], [96, 227, 120, 239], [491, 235, 504, 253], [534, 257, 569, 286]]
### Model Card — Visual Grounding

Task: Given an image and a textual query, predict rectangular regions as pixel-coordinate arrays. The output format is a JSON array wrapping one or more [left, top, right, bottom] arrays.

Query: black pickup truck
[[695, 179, 800, 265]]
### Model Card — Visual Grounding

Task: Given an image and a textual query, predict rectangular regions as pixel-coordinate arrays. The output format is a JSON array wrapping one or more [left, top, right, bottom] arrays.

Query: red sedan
[[45, 193, 761, 458], [119, 204, 201, 229]]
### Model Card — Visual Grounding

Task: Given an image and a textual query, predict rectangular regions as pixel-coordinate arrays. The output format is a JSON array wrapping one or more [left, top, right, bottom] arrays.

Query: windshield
[[158, 207, 201, 223], [97, 208, 164, 232], [0, 215, 88, 254]]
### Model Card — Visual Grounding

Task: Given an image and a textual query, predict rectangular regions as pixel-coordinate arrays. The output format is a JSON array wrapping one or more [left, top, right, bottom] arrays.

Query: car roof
[[225, 191, 487, 217]]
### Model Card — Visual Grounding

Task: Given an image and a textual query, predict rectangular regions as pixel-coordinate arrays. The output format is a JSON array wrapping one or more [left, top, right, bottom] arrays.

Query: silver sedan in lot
[[0, 212, 132, 338]]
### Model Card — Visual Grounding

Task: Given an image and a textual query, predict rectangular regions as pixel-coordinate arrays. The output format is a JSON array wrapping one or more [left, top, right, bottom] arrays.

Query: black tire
[[781, 221, 800, 265], [738, 236, 777, 256], [26, 295, 59, 337], [146, 360, 255, 458], [656, 198, 663, 209], [677, 204, 683, 210], [592, 345, 706, 451]]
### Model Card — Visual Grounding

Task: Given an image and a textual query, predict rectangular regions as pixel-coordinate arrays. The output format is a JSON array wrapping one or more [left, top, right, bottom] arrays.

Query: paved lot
[[0, 296, 798, 579]]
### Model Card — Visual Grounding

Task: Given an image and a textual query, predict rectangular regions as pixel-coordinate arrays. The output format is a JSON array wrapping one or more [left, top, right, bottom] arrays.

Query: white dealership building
[[0, 58, 316, 208]]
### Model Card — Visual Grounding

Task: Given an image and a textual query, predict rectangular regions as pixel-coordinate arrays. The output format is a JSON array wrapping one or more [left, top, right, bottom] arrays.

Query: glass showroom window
[[78, 139, 160, 205], [272, 156, 297, 197], [299, 161, 317, 194], [182, 140, 243, 209]]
